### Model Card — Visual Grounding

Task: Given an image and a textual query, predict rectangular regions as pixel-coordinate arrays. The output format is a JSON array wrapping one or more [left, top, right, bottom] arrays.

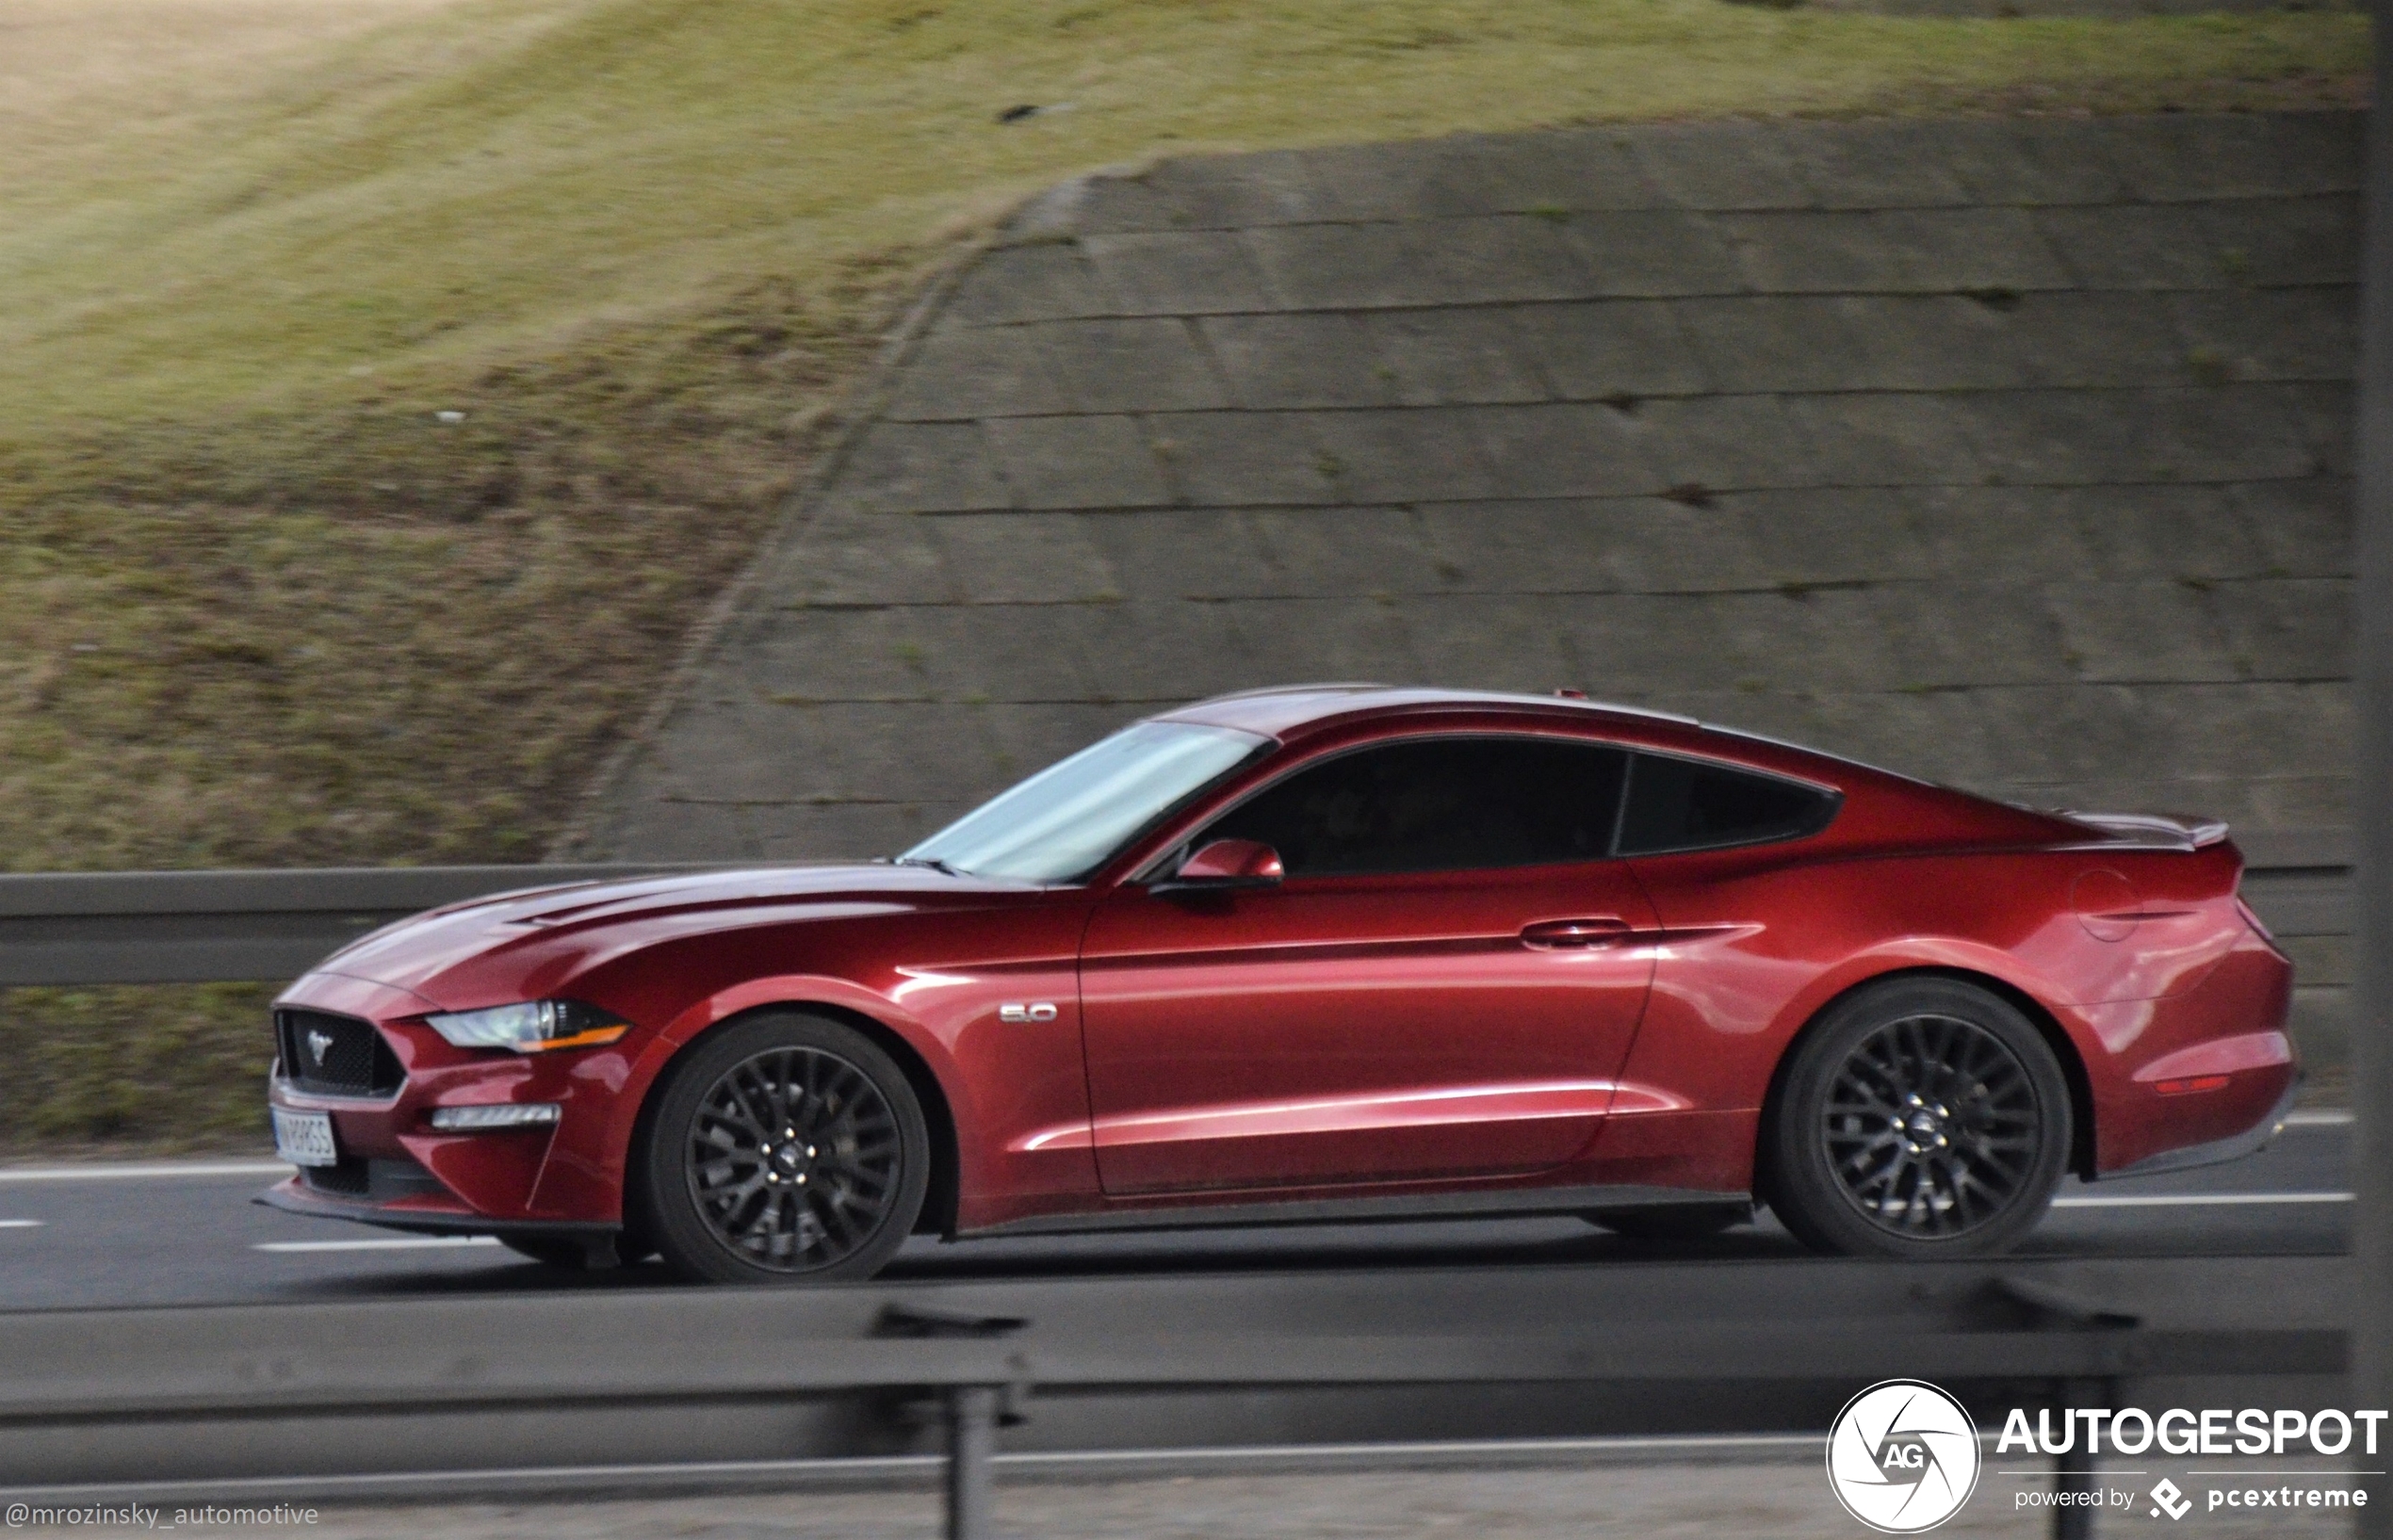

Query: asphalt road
[[0, 1114, 2352, 1313]]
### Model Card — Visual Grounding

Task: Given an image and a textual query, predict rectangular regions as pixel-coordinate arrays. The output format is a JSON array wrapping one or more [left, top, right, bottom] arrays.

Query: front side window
[[1615, 753, 1838, 855], [1196, 737, 1629, 878], [903, 721, 1268, 882]]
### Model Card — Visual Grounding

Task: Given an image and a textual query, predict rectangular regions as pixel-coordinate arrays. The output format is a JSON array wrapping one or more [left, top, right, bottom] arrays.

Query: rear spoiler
[[2059, 812, 2232, 851]]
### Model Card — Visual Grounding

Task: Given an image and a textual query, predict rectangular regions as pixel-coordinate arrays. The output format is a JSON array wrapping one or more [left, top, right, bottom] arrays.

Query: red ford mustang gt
[[262, 685, 2297, 1282]]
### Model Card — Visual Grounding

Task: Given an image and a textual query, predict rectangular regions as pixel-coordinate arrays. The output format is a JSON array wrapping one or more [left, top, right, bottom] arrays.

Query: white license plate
[[272, 1108, 339, 1168]]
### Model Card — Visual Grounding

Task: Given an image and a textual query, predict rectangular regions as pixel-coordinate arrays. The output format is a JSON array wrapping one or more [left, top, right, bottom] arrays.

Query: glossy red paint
[[264, 686, 2297, 1247], [1081, 856, 1659, 1193]]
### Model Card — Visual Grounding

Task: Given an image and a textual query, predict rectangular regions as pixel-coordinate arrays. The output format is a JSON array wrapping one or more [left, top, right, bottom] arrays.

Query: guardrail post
[[1980, 1285, 2135, 1540], [2351, 3, 2393, 1529], [945, 1385, 1000, 1540], [2048, 1377, 2111, 1540], [868, 1303, 1029, 1540]]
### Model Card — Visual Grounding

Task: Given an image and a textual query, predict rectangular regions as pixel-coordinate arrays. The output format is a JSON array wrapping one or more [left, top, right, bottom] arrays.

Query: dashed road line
[[0, 1161, 290, 1183], [254, 1236, 504, 1254], [2052, 1191, 2352, 1208]]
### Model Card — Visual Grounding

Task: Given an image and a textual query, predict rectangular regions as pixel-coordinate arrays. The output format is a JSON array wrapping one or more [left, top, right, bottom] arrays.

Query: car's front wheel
[[1764, 978, 2071, 1258], [634, 1012, 931, 1286]]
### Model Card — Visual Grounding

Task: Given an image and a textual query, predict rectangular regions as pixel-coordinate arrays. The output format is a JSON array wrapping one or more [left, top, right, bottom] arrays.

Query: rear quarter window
[[1615, 752, 1840, 856]]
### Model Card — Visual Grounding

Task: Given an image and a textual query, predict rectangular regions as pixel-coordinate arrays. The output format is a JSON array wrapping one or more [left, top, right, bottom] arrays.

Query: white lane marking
[[2285, 1110, 2353, 1127], [254, 1237, 503, 1254], [0, 1220, 44, 1229], [0, 1161, 291, 1183], [2053, 1191, 2353, 1208]]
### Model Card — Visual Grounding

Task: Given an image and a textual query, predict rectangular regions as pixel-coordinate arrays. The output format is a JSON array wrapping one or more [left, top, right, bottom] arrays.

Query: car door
[[1077, 734, 1661, 1195]]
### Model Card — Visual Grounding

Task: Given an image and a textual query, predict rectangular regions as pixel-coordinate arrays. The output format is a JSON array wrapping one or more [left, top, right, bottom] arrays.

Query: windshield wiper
[[894, 856, 967, 877]]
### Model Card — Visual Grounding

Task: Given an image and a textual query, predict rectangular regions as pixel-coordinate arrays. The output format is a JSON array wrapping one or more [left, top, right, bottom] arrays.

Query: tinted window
[[1615, 753, 1837, 855], [1198, 738, 1628, 878]]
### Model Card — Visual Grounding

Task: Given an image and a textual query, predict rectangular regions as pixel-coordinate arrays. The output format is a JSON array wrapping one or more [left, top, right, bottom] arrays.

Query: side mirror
[[1157, 838, 1284, 892]]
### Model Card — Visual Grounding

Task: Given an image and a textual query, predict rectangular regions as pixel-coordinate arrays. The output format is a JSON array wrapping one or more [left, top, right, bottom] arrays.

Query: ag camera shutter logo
[[1827, 1380, 1982, 1532]]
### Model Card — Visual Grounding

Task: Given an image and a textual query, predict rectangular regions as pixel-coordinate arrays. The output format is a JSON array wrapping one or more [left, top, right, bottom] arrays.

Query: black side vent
[[276, 1010, 403, 1097]]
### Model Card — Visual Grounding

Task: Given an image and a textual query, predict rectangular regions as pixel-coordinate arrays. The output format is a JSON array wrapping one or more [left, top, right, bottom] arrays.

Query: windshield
[[900, 721, 1269, 883]]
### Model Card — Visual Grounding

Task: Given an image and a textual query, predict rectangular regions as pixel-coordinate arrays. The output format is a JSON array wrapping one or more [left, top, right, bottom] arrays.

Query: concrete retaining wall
[[578, 111, 2355, 880]]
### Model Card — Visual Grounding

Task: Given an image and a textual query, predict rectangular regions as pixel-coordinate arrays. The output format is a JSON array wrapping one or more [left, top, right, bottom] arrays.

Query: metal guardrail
[[0, 836, 2354, 987], [0, 864, 730, 985], [0, 1262, 2358, 1540]]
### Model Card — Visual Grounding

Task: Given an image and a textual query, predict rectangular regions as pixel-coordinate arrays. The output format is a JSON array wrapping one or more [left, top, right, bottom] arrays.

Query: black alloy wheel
[[635, 1012, 930, 1285], [1765, 978, 2071, 1258]]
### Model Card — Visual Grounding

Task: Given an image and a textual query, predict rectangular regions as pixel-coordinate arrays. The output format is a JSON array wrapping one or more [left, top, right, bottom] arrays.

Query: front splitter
[[253, 1175, 614, 1238]]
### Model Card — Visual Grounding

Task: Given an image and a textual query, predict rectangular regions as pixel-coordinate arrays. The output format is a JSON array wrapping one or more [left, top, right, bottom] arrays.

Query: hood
[[309, 862, 1044, 1005]]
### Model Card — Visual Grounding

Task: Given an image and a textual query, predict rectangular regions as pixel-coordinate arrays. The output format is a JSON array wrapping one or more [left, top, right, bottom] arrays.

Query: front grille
[[301, 1156, 445, 1202], [276, 1009, 403, 1097]]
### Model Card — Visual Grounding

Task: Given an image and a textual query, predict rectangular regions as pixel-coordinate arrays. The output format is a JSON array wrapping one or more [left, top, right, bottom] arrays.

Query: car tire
[[1764, 977, 2071, 1259], [1586, 1202, 1751, 1242], [633, 1011, 931, 1286]]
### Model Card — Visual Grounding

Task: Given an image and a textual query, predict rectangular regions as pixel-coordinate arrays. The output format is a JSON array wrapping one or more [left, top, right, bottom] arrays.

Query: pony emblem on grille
[[306, 1029, 334, 1066]]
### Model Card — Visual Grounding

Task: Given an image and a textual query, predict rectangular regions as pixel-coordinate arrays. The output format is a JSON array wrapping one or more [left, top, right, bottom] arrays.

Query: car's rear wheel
[[634, 1012, 930, 1286], [1765, 978, 2070, 1258]]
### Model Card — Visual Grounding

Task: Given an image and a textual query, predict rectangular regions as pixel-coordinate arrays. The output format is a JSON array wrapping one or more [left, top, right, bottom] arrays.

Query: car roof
[[1160, 683, 1696, 738], [1157, 683, 1940, 793]]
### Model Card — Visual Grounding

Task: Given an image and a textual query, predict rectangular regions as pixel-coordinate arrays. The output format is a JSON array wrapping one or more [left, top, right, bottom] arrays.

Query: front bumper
[[265, 970, 635, 1232]]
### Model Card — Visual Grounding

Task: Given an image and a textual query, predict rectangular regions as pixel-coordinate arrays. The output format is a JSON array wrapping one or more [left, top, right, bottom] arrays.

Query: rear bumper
[[2097, 1074, 2302, 1181], [2085, 924, 2300, 1174]]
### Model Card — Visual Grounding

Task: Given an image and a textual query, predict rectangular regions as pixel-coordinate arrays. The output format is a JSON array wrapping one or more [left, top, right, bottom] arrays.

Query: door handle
[[1521, 917, 1634, 948]]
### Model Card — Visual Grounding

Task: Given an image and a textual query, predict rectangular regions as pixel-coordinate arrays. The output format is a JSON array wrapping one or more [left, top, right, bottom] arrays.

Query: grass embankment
[[0, 0, 2366, 1153]]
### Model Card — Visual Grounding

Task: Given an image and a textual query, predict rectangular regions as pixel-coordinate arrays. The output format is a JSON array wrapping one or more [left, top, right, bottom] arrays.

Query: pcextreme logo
[[1826, 1380, 1984, 1533]]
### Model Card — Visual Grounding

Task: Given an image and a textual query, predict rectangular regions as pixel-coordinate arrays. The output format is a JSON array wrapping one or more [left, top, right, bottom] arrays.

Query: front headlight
[[424, 999, 630, 1054]]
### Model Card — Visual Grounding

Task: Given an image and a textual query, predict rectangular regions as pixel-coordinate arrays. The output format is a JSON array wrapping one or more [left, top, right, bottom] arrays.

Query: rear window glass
[[1615, 753, 1838, 856]]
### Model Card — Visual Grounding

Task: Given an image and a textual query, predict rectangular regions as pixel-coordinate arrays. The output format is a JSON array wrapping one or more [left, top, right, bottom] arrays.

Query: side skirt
[[960, 1184, 1751, 1240]]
